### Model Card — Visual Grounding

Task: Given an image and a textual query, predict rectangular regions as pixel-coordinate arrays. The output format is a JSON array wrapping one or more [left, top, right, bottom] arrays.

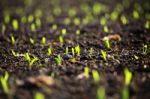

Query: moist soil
[[0, 0, 150, 99]]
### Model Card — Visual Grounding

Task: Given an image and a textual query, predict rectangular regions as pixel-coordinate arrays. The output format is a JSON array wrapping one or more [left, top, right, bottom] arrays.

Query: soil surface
[[0, 0, 150, 99]]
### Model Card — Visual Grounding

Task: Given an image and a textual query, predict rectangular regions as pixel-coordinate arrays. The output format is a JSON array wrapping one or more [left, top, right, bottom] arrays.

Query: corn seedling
[[41, 37, 46, 44], [124, 68, 132, 86], [55, 54, 62, 65], [24, 53, 38, 69], [0, 72, 9, 94], [59, 36, 64, 44], [64, 18, 71, 25], [30, 38, 35, 44], [121, 15, 128, 25], [121, 86, 129, 99], [12, 19, 19, 30], [100, 50, 107, 61], [142, 44, 148, 55], [92, 70, 100, 84], [35, 18, 41, 27], [28, 15, 34, 23], [105, 40, 111, 49], [93, 2, 101, 15], [134, 55, 139, 60], [89, 47, 93, 58], [100, 17, 106, 26], [4, 14, 10, 24], [73, 17, 80, 25], [84, 67, 89, 78], [111, 11, 119, 21], [65, 47, 69, 55], [68, 8, 77, 17], [34, 92, 45, 99], [76, 29, 80, 35], [75, 45, 81, 56], [11, 35, 16, 45], [48, 47, 52, 55], [103, 25, 109, 33], [61, 28, 66, 35], [2, 24, 6, 33], [21, 16, 27, 23], [97, 87, 106, 99], [11, 50, 17, 57], [52, 24, 57, 31], [145, 21, 149, 29], [133, 10, 139, 19], [31, 23, 36, 31], [72, 48, 75, 56]]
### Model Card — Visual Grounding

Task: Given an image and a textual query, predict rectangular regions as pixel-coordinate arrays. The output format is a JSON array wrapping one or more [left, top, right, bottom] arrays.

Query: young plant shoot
[[97, 87, 106, 99], [59, 36, 64, 44], [34, 92, 45, 99], [100, 50, 107, 61], [0, 72, 9, 94], [55, 54, 62, 65], [11, 35, 16, 45], [75, 45, 81, 56], [84, 67, 89, 78], [92, 70, 100, 84], [89, 47, 93, 58], [124, 68, 132, 86], [105, 40, 111, 49], [41, 37, 46, 44], [48, 47, 52, 55], [30, 38, 35, 45], [121, 86, 129, 99], [65, 47, 69, 55], [143, 44, 148, 55], [12, 19, 19, 31]]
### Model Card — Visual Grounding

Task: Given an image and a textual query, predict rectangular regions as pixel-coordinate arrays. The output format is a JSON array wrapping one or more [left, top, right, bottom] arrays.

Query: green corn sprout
[[121, 15, 128, 25], [4, 14, 10, 24], [103, 25, 109, 33], [24, 53, 31, 63], [0, 72, 9, 94], [121, 86, 129, 99], [11, 35, 15, 45], [143, 44, 148, 55], [35, 18, 41, 27], [61, 28, 66, 35], [100, 50, 107, 61], [41, 37, 46, 44], [12, 19, 19, 30], [65, 47, 69, 55], [145, 21, 149, 29], [100, 17, 106, 26], [11, 50, 17, 57], [73, 17, 80, 25], [30, 38, 35, 44], [105, 40, 110, 49], [134, 55, 139, 60], [34, 92, 45, 99], [97, 87, 106, 99], [52, 24, 57, 31], [31, 23, 36, 31], [55, 54, 62, 65], [59, 36, 64, 44], [48, 48, 52, 55], [92, 70, 100, 84], [75, 45, 81, 56], [72, 48, 75, 56], [2, 24, 6, 33], [124, 68, 132, 86], [133, 10, 139, 19], [89, 47, 93, 58], [28, 15, 34, 23], [76, 29, 80, 35], [84, 67, 89, 78]]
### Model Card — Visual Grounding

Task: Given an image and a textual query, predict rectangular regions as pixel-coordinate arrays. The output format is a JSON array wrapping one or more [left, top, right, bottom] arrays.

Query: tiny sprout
[[89, 47, 93, 58], [84, 67, 89, 78], [76, 29, 80, 35], [31, 23, 36, 31], [35, 18, 41, 27], [11, 50, 17, 57], [97, 87, 106, 99], [143, 44, 148, 55], [11, 35, 15, 45], [124, 68, 132, 86], [0, 72, 9, 94], [133, 10, 139, 19], [61, 28, 66, 35], [55, 54, 62, 65], [28, 15, 34, 23], [100, 17, 106, 26], [52, 24, 57, 31], [75, 45, 81, 56], [64, 18, 71, 25], [30, 38, 35, 44], [103, 25, 109, 33], [4, 14, 10, 24], [59, 36, 64, 44], [72, 48, 75, 56], [24, 53, 38, 69], [73, 18, 80, 25], [12, 19, 19, 30], [92, 70, 100, 84], [105, 40, 110, 49], [134, 55, 139, 60], [145, 21, 149, 29], [34, 92, 45, 99], [65, 47, 69, 55], [41, 37, 46, 44], [100, 50, 107, 61], [121, 87, 129, 99], [2, 24, 6, 33], [121, 15, 128, 25], [48, 48, 52, 55], [50, 72, 55, 78]]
